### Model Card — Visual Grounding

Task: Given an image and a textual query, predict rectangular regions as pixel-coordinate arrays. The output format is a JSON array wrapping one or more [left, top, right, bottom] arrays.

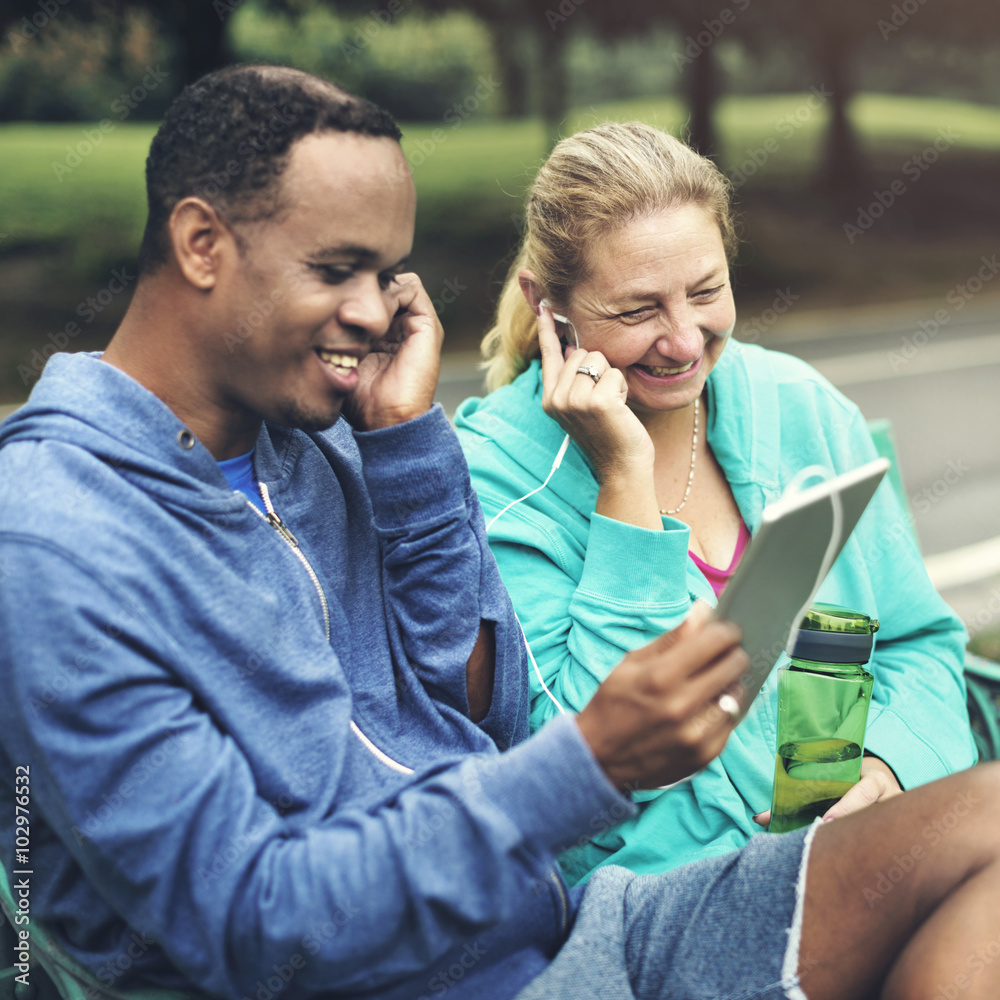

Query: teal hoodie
[[455, 339, 977, 880]]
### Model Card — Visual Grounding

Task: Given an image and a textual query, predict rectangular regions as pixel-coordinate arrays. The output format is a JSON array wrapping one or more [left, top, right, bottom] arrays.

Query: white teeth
[[644, 360, 696, 376], [317, 351, 359, 370]]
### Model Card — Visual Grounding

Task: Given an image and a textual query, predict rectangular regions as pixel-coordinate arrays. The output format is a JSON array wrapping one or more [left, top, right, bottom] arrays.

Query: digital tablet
[[714, 457, 890, 720]]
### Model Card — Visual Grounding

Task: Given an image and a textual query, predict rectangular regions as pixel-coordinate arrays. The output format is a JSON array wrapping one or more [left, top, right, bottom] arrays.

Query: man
[[1, 65, 999, 1000]]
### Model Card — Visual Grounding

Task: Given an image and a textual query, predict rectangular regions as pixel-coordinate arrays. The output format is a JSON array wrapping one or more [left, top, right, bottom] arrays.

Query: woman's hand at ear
[[537, 308, 662, 531]]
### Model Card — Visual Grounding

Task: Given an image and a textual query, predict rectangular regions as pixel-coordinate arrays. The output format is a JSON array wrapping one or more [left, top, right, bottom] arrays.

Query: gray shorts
[[516, 821, 820, 1000]]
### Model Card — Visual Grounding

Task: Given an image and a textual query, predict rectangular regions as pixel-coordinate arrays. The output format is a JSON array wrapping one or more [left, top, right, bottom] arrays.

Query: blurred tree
[[155, 0, 232, 84], [416, 0, 577, 145], [417, 0, 531, 118], [741, 0, 1000, 195], [531, 0, 573, 146], [736, 0, 869, 195], [486, 13, 530, 117], [671, 1, 722, 156], [241, 0, 499, 121], [584, 0, 727, 156], [0, 0, 231, 95]]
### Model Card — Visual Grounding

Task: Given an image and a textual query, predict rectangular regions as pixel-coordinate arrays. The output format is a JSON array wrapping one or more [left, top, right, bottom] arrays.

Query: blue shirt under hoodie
[[0, 352, 629, 1000]]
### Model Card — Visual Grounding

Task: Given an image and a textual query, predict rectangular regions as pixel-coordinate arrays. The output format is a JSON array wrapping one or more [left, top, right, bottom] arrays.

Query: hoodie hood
[[0, 351, 296, 517]]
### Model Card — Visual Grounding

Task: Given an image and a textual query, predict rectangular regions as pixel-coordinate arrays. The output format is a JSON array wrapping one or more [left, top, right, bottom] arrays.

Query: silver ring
[[717, 693, 741, 725], [576, 364, 601, 384]]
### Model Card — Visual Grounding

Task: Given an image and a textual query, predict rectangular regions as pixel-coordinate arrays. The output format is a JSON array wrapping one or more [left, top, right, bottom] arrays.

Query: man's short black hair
[[138, 64, 402, 274]]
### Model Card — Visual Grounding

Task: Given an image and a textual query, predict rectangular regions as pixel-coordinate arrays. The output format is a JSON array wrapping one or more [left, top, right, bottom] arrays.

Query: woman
[[454, 121, 976, 881]]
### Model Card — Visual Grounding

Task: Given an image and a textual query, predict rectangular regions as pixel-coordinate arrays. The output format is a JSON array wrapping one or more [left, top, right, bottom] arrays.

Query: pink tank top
[[689, 519, 751, 598]]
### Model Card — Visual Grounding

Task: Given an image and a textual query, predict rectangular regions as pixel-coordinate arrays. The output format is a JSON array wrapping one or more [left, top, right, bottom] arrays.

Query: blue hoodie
[[0, 352, 628, 1000]]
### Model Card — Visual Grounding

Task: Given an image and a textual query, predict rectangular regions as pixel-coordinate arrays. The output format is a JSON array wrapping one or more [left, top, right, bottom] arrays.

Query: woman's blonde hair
[[481, 121, 738, 391]]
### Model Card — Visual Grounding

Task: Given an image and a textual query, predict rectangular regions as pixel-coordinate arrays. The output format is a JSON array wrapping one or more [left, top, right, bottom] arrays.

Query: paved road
[[4, 297, 998, 632]]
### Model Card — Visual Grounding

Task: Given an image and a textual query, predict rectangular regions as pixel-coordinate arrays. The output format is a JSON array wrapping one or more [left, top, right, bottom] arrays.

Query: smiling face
[[564, 202, 735, 422], [212, 130, 415, 434]]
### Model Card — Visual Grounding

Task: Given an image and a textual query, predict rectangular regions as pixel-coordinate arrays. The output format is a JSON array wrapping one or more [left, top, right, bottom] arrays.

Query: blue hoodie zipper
[[252, 481, 413, 776]]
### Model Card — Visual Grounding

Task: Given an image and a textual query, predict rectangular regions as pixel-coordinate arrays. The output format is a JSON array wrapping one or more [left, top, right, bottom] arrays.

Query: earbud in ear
[[539, 299, 570, 326], [537, 299, 580, 349]]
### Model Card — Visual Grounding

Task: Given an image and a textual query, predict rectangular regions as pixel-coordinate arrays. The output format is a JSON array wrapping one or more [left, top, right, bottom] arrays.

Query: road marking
[[925, 535, 1000, 591], [810, 332, 1000, 387]]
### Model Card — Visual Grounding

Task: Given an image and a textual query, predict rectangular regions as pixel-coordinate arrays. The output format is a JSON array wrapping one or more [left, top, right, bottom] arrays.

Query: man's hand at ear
[[344, 273, 444, 431]]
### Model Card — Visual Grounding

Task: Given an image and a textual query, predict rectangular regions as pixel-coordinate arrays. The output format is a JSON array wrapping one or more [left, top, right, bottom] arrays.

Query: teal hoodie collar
[[703, 339, 783, 527]]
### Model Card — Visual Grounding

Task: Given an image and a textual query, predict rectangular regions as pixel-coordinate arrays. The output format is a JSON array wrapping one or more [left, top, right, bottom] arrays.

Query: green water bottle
[[768, 603, 880, 834]]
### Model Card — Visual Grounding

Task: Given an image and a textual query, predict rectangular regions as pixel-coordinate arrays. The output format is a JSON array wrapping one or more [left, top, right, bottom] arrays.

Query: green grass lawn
[[3, 91, 1000, 275], [0, 122, 154, 270]]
